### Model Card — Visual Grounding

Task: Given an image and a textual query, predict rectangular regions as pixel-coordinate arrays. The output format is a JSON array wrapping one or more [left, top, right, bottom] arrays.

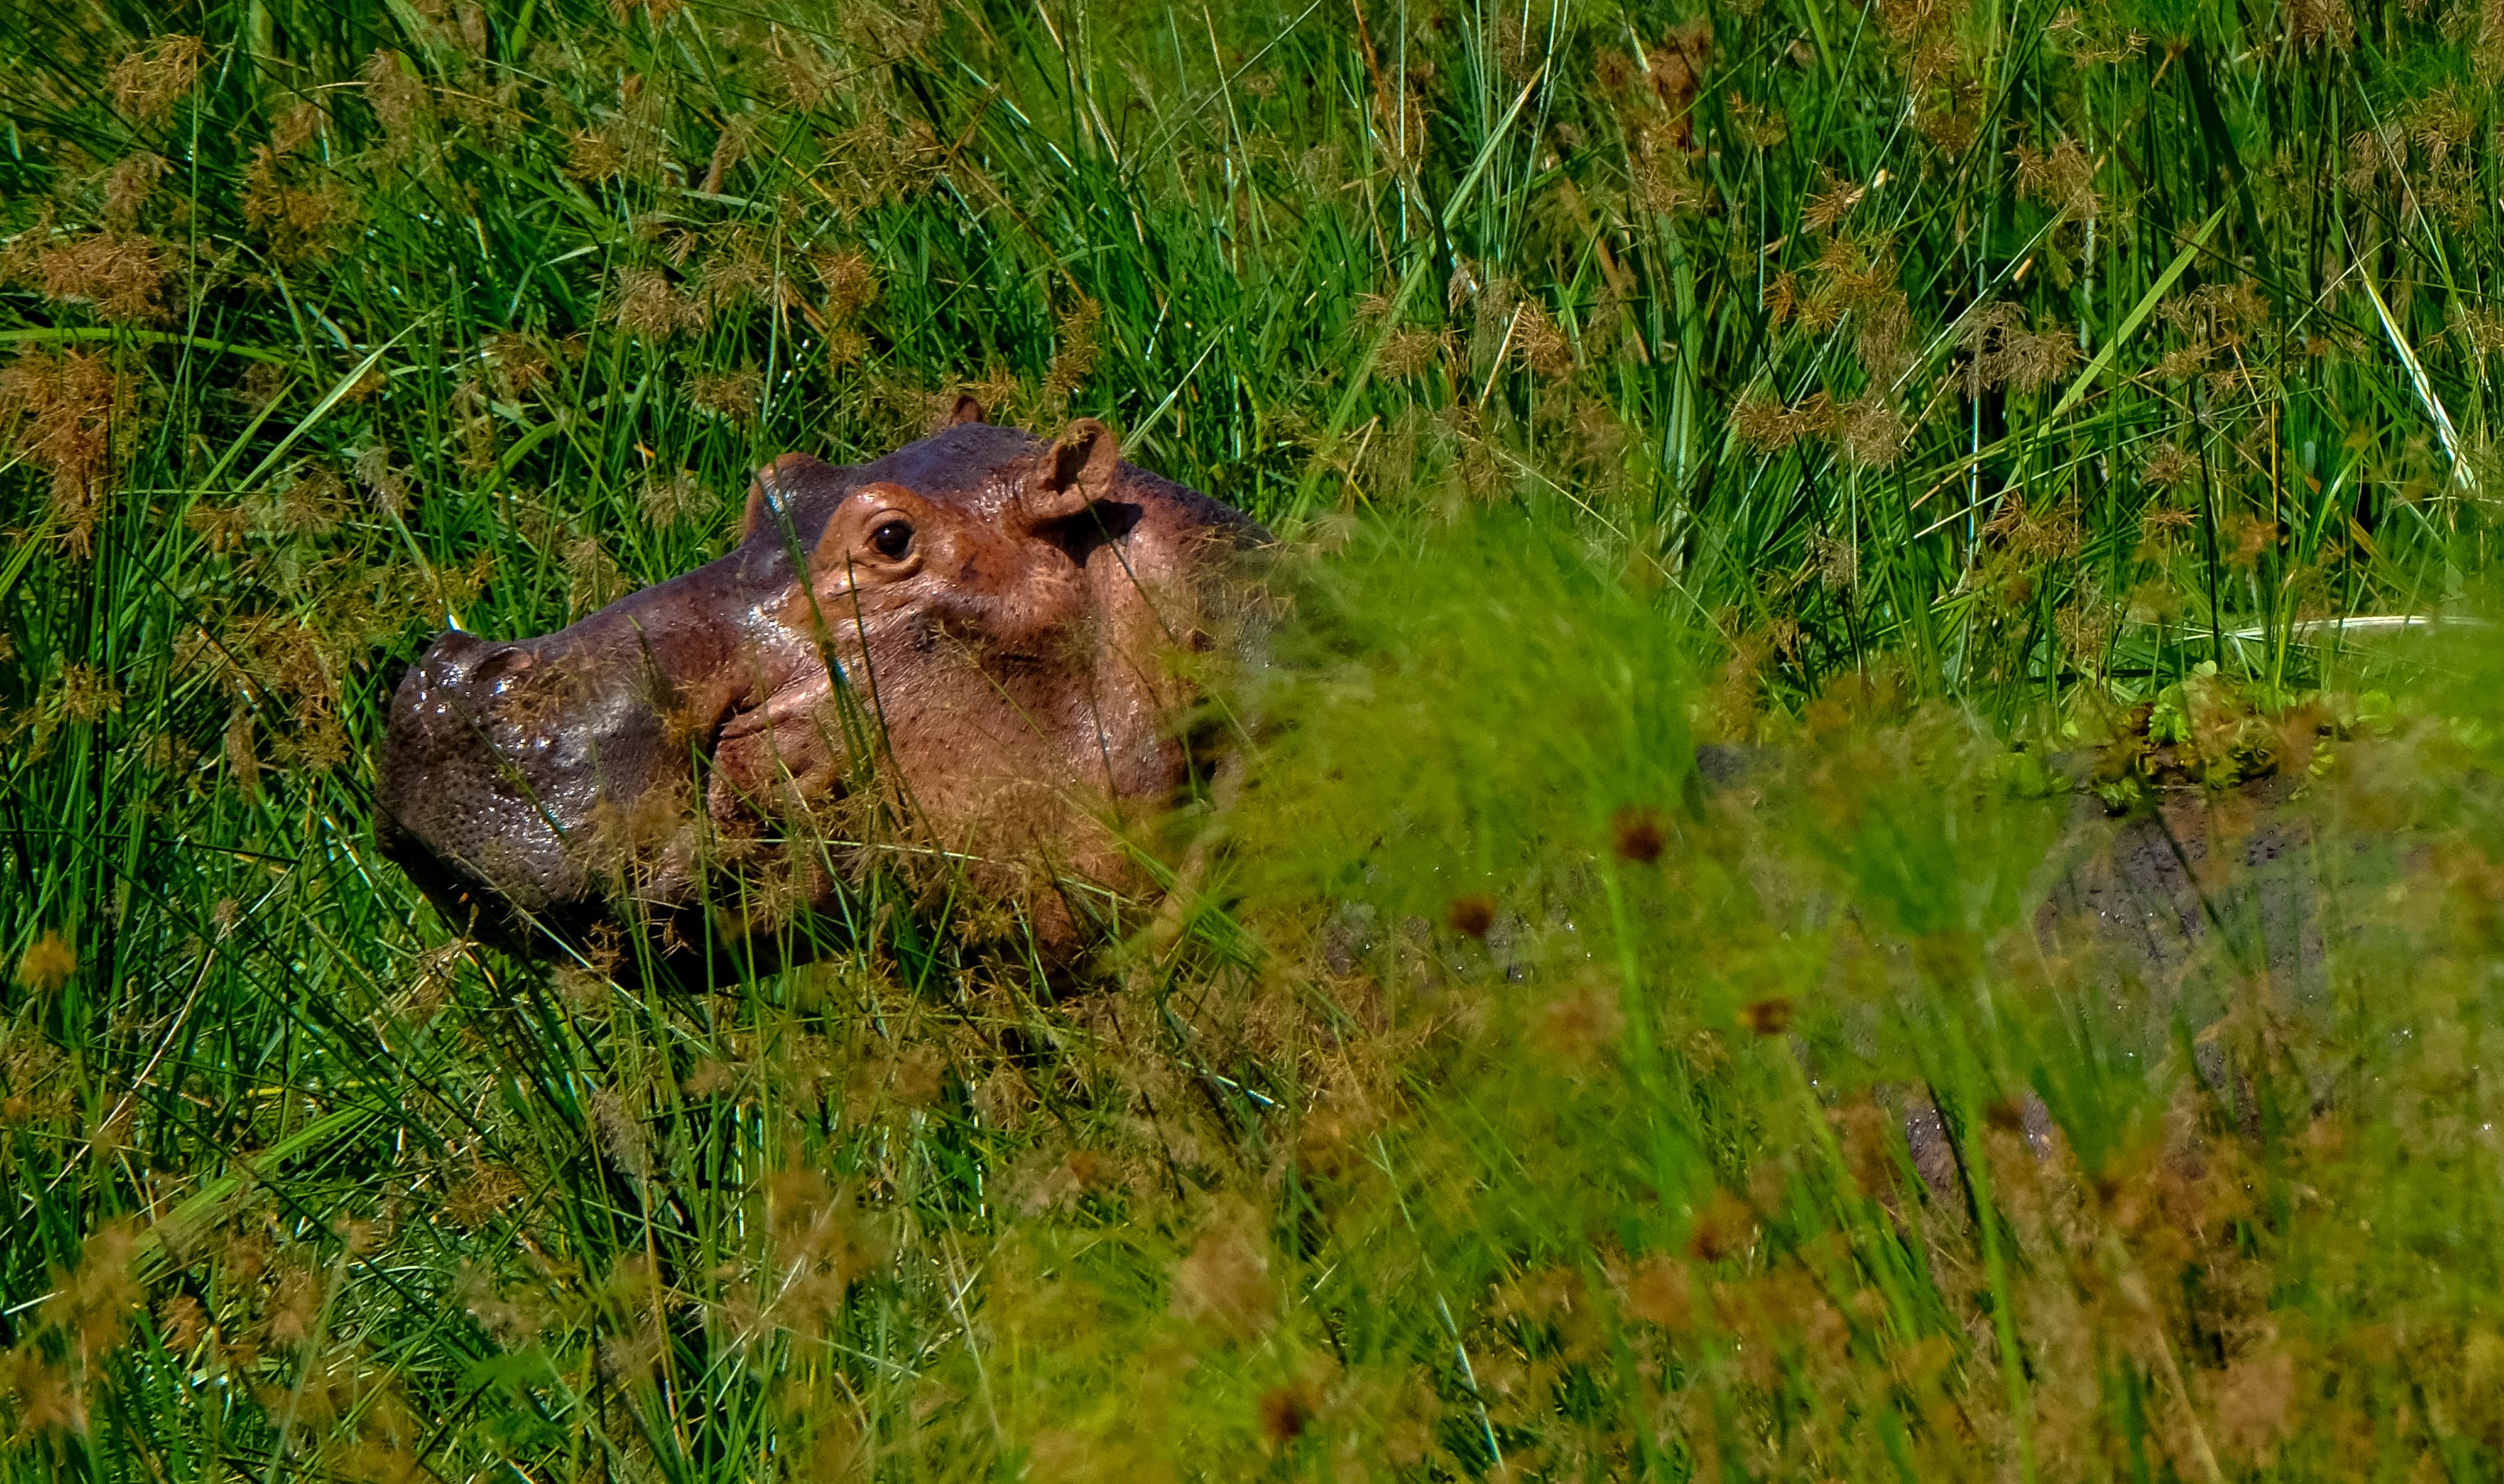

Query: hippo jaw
[[375, 411, 1264, 957]]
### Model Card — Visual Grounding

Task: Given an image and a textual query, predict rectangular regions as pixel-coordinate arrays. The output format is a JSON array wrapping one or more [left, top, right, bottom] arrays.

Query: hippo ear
[[932, 393, 985, 433], [1030, 417, 1120, 516], [743, 453, 838, 543]]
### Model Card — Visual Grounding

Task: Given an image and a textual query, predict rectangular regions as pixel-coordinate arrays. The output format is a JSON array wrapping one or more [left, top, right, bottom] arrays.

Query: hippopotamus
[[376, 401, 1266, 963]]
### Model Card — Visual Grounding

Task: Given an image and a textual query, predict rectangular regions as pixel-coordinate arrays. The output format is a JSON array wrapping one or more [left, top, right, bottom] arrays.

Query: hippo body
[[377, 407, 1265, 960]]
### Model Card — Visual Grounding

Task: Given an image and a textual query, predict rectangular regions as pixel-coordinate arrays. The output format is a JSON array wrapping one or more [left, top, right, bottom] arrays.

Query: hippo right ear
[[1026, 417, 1120, 521], [931, 393, 985, 433]]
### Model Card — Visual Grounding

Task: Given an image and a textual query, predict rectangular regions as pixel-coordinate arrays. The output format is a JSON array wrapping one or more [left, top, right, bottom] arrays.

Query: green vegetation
[[6, 0, 2504, 1477]]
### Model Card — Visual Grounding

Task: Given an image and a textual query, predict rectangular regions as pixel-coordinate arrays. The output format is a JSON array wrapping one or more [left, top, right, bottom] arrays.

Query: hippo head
[[376, 403, 1265, 962]]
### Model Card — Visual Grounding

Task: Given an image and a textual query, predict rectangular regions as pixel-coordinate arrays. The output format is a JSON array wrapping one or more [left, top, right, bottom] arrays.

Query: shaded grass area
[[5, 0, 2504, 1477]]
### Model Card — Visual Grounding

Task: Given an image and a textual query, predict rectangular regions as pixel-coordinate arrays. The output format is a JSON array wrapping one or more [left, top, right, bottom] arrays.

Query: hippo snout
[[377, 625, 699, 934]]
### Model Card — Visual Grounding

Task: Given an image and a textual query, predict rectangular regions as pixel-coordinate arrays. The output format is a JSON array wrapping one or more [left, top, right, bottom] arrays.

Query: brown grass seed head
[[1741, 996, 1794, 1035], [107, 35, 205, 122], [1611, 806, 1666, 863], [16, 931, 76, 992]]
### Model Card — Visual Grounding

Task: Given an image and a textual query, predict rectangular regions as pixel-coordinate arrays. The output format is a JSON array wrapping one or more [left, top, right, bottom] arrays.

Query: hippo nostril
[[474, 645, 533, 683], [411, 636, 533, 697], [422, 631, 493, 669]]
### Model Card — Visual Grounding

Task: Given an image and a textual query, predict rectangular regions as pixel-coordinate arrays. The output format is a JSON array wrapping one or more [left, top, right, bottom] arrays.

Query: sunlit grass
[[7, 0, 2504, 1477]]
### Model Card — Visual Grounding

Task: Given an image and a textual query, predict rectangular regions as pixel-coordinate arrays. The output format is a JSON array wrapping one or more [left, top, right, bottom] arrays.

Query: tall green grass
[[7, 0, 2504, 1477]]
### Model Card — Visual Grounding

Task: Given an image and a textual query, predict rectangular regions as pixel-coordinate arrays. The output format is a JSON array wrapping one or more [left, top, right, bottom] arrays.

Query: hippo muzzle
[[383, 632, 593, 914], [375, 408, 1264, 955], [379, 624, 716, 933]]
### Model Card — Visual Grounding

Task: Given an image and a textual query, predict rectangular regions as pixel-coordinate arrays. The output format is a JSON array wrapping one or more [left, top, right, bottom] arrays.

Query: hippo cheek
[[705, 705, 852, 831], [918, 556, 1091, 660]]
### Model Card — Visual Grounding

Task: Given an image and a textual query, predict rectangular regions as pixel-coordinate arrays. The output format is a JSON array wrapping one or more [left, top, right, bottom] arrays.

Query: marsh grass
[[7, 0, 2504, 1477]]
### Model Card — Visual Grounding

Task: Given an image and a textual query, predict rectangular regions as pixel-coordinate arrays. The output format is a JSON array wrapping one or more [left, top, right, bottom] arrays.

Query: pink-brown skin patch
[[376, 402, 1265, 962]]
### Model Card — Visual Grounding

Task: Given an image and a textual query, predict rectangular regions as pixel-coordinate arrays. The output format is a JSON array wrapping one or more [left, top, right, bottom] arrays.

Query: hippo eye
[[869, 518, 914, 560]]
